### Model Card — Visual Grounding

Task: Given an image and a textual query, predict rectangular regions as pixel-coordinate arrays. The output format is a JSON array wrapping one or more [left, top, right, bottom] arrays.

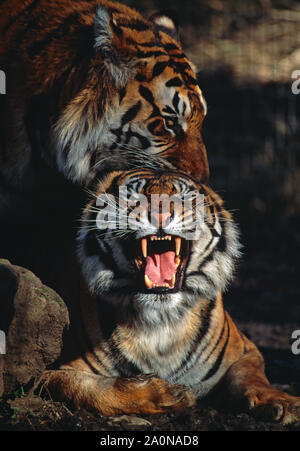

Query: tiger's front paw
[[113, 374, 196, 415], [245, 387, 300, 425]]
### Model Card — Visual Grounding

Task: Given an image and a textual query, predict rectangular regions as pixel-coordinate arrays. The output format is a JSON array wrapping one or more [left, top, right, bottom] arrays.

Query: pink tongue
[[145, 251, 176, 284]]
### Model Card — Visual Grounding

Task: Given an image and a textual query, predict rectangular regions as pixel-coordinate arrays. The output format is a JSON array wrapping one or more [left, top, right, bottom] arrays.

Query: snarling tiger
[[41, 168, 300, 424], [1, 0, 300, 426], [0, 0, 208, 194]]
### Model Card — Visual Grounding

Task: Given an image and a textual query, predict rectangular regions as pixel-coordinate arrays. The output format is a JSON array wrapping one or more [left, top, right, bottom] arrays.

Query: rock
[[107, 415, 152, 429], [0, 259, 69, 396]]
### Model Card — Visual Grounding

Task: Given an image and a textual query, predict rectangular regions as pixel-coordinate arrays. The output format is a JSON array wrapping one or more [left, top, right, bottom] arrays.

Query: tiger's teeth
[[141, 238, 147, 258], [144, 275, 153, 289], [175, 256, 181, 269], [171, 274, 176, 287], [175, 237, 182, 256]]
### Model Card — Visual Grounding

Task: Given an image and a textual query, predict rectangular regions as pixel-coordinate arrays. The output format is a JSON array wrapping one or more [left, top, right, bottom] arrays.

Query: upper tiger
[[0, 0, 209, 191]]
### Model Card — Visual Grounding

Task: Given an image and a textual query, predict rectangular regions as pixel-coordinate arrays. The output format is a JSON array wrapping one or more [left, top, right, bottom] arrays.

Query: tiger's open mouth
[[135, 235, 190, 293]]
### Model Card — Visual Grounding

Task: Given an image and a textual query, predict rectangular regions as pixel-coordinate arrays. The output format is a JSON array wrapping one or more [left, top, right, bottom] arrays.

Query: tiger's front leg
[[41, 369, 195, 416], [224, 341, 300, 425]]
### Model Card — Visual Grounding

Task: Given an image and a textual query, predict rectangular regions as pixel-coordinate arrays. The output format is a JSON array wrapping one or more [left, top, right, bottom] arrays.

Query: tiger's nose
[[149, 211, 171, 229]]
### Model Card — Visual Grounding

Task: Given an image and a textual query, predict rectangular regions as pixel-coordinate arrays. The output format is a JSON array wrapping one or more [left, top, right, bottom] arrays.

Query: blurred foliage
[[121, 0, 300, 260]]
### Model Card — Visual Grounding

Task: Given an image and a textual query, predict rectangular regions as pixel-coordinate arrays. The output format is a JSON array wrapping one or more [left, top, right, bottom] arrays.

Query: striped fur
[[0, 0, 209, 196], [43, 169, 300, 423]]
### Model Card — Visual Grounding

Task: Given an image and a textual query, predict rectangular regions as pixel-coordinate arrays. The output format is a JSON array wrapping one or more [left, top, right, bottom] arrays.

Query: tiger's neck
[[74, 285, 226, 379]]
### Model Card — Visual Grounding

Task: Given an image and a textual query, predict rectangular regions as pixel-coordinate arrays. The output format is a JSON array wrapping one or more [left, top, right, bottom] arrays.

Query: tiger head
[[78, 169, 241, 313], [54, 2, 209, 184]]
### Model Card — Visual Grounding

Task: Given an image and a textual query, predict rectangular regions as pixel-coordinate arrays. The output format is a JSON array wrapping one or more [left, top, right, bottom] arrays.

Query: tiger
[[41, 168, 300, 424], [0, 0, 209, 197]]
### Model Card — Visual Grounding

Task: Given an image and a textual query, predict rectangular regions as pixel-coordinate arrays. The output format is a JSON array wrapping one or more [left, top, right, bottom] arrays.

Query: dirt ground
[[0, 255, 299, 432]]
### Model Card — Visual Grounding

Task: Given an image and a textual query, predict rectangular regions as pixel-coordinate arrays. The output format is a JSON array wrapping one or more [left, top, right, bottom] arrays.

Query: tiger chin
[[42, 168, 300, 425]]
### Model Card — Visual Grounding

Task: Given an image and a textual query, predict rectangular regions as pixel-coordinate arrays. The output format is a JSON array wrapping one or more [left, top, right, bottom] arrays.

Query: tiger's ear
[[94, 6, 137, 87], [150, 10, 180, 41]]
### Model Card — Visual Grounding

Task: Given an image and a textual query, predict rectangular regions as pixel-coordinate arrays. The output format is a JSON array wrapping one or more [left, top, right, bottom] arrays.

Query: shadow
[[197, 66, 300, 261]]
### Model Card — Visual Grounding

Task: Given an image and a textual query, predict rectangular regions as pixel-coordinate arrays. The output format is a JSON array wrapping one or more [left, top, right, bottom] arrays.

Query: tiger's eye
[[165, 117, 178, 129]]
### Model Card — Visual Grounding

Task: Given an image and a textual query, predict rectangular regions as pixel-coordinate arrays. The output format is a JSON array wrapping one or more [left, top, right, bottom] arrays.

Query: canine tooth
[[141, 238, 147, 258], [175, 237, 182, 256], [175, 256, 181, 269], [144, 275, 153, 289], [171, 274, 176, 287]]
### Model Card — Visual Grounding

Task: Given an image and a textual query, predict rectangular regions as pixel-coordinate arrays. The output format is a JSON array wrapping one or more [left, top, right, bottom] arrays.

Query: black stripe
[[166, 77, 183, 87], [111, 19, 123, 38], [135, 73, 147, 82], [119, 87, 127, 104], [164, 43, 180, 51], [108, 332, 141, 377], [163, 105, 177, 115], [139, 85, 154, 104], [125, 130, 151, 149], [117, 19, 149, 32], [173, 53, 186, 60], [110, 126, 122, 147], [185, 75, 198, 86], [185, 271, 217, 291], [84, 230, 126, 277], [138, 41, 164, 48], [172, 92, 180, 113], [152, 61, 168, 78], [148, 119, 162, 135], [171, 300, 215, 380], [78, 296, 116, 376], [121, 101, 142, 126], [202, 318, 226, 366], [78, 317, 111, 376], [137, 50, 167, 58], [202, 319, 229, 382], [89, 150, 98, 171], [195, 235, 214, 259]]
